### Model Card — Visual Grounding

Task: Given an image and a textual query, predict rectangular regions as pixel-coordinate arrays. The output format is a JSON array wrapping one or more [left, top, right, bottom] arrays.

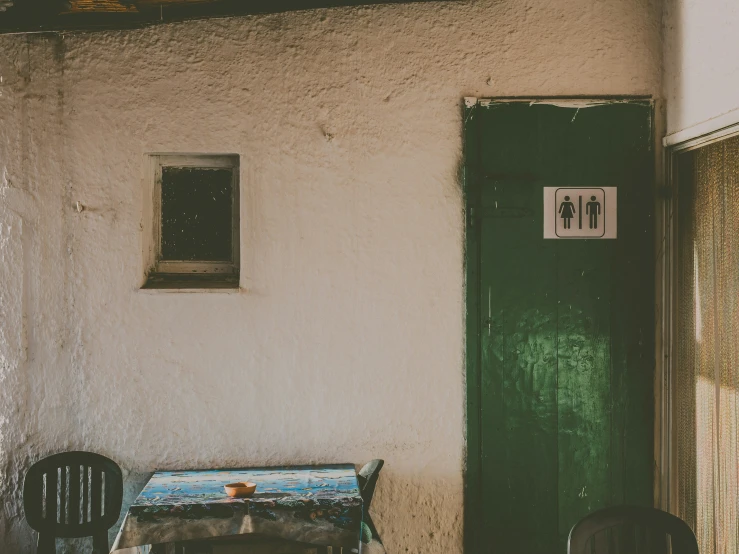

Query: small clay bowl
[[224, 482, 257, 498]]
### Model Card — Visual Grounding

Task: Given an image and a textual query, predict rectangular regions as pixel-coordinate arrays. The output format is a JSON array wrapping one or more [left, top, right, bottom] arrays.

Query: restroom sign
[[543, 187, 617, 239]]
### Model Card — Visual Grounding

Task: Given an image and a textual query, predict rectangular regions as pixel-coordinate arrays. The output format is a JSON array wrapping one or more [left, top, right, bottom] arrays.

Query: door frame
[[660, 120, 739, 517], [462, 96, 659, 553]]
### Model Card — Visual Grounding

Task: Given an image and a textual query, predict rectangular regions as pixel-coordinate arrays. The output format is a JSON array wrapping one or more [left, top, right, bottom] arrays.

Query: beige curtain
[[676, 135, 739, 554]]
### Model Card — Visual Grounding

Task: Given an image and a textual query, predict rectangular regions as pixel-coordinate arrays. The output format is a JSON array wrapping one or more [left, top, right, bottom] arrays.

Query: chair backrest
[[357, 459, 384, 513], [23, 451, 123, 539], [568, 506, 699, 554]]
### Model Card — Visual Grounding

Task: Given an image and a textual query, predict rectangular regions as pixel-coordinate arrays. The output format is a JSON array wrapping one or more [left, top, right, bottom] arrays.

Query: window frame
[[145, 153, 240, 285]]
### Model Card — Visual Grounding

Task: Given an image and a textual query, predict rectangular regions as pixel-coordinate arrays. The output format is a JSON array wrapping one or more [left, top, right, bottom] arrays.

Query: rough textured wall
[[0, 1, 661, 552], [663, 0, 739, 134]]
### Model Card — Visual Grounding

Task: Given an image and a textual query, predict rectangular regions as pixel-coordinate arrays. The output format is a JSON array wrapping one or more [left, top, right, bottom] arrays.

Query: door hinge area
[[467, 207, 476, 227]]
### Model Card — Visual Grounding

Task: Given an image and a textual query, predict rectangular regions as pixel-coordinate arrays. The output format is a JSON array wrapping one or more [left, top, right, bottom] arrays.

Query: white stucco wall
[[0, 1, 661, 552], [663, 0, 739, 135]]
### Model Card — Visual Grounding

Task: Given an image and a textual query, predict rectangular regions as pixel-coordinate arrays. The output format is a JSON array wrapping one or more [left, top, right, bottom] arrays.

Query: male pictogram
[[586, 195, 601, 229], [558, 196, 576, 229]]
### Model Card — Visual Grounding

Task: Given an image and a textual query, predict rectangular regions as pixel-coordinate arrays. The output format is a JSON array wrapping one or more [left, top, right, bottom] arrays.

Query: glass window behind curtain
[[676, 134, 739, 554]]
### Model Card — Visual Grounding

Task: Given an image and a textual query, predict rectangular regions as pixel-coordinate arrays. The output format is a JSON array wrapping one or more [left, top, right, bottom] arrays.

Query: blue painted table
[[111, 464, 363, 551]]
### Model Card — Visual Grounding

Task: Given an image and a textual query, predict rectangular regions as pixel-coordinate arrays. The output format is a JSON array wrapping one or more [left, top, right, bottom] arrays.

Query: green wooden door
[[464, 101, 655, 554]]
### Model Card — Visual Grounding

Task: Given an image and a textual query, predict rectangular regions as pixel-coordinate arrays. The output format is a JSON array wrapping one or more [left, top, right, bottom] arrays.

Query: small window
[[144, 154, 239, 289]]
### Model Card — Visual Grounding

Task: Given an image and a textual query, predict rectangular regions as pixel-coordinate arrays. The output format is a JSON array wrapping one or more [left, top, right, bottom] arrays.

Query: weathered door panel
[[466, 101, 654, 554]]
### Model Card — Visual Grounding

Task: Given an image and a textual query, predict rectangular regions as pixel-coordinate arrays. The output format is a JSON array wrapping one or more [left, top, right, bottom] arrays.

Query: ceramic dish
[[224, 482, 257, 498]]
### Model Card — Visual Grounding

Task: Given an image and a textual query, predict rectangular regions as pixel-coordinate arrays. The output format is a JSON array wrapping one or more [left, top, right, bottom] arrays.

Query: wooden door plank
[[555, 104, 621, 547], [478, 103, 559, 554], [556, 234, 612, 545], [604, 103, 655, 510]]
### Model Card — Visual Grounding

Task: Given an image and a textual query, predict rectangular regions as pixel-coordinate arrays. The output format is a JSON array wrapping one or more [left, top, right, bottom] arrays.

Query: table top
[[112, 464, 364, 550], [130, 464, 362, 520]]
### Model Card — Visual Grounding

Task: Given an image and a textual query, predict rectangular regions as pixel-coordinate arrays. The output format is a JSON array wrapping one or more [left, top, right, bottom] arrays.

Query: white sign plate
[[543, 187, 617, 239]]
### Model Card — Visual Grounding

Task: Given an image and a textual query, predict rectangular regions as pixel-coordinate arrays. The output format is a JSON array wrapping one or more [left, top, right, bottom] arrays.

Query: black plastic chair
[[568, 505, 699, 554], [315, 460, 385, 554], [23, 451, 124, 554], [357, 459, 384, 549], [357, 459, 384, 514]]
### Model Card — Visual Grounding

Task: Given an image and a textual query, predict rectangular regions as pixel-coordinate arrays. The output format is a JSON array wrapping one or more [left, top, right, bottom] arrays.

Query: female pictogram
[[558, 196, 576, 229]]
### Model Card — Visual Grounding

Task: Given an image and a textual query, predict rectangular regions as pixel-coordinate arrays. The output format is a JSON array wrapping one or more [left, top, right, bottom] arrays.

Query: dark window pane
[[161, 167, 233, 261]]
